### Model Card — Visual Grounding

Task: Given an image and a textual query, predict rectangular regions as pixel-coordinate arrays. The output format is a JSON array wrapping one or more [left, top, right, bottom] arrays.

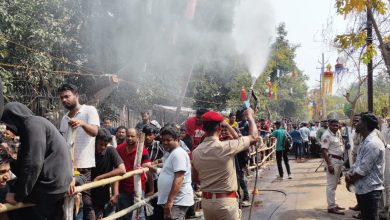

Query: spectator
[[102, 118, 116, 135], [259, 119, 270, 138], [1, 102, 72, 220], [289, 124, 303, 160], [58, 83, 100, 220], [91, 128, 126, 219], [185, 108, 208, 151], [135, 112, 151, 131], [179, 126, 192, 151], [346, 113, 385, 220], [116, 128, 151, 220], [299, 122, 311, 158], [115, 126, 127, 146], [225, 112, 238, 128], [157, 125, 194, 220]]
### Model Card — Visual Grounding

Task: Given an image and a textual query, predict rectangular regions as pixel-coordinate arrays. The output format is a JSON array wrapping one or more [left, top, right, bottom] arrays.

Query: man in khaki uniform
[[192, 109, 258, 220], [321, 119, 345, 215]]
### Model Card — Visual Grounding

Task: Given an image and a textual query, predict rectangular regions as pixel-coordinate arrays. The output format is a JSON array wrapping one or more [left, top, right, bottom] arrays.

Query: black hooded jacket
[[1, 102, 72, 202]]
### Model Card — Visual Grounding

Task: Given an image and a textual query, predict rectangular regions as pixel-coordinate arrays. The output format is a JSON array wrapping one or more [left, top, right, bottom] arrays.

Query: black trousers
[[8, 192, 66, 220], [356, 190, 382, 220], [78, 168, 95, 220], [276, 150, 291, 177]]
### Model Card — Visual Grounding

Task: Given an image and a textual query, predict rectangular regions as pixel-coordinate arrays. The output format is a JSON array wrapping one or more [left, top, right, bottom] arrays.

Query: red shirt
[[185, 116, 205, 150], [116, 143, 151, 193]]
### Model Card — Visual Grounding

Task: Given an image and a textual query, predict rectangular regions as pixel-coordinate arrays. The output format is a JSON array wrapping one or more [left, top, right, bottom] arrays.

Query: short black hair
[[274, 121, 281, 127], [141, 111, 149, 115], [196, 108, 209, 116], [116, 126, 127, 133], [203, 121, 221, 133], [328, 119, 339, 124], [58, 83, 79, 94], [160, 125, 180, 140], [229, 112, 236, 117], [360, 112, 378, 132], [0, 150, 12, 165], [179, 125, 186, 132], [96, 128, 113, 142], [143, 123, 159, 135]]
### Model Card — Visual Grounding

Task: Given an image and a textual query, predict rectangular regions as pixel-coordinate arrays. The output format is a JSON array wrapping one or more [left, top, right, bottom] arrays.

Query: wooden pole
[[132, 132, 146, 219]]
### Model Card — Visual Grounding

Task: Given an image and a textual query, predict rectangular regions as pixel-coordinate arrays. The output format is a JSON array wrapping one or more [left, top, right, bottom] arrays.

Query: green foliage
[[253, 23, 308, 120]]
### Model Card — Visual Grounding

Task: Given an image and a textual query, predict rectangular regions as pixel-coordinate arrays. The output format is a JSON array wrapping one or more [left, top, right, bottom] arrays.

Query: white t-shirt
[[157, 147, 194, 206], [60, 105, 100, 168]]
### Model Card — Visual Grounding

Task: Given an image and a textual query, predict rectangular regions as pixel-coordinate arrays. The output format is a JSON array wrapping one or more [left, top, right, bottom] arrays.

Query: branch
[[367, 6, 390, 78]]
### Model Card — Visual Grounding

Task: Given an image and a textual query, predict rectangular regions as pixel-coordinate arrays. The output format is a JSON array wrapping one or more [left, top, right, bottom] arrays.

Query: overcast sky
[[270, 0, 349, 92]]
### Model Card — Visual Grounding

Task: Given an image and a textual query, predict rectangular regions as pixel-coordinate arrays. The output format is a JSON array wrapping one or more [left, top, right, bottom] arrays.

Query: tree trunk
[[367, 7, 390, 79]]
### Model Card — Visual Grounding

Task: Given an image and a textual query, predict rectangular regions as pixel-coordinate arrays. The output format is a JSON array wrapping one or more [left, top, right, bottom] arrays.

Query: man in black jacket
[[1, 102, 73, 220]]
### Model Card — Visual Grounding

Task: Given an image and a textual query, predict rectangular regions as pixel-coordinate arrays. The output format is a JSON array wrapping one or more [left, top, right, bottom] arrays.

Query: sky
[[270, 0, 349, 93]]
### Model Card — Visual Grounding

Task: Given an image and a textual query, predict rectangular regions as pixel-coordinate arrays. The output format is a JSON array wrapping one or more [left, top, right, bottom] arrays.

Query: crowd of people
[[0, 83, 388, 220]]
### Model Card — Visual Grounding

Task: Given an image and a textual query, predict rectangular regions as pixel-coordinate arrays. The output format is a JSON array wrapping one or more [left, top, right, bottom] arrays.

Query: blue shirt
[[351, 131, 385, 195], [271, 128, 287, 151], [289, 130, 302, 144]]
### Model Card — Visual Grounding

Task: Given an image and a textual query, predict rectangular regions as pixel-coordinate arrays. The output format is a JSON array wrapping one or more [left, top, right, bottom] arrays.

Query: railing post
[[63, 195, 75, 220], [133, 133, 146, 219]]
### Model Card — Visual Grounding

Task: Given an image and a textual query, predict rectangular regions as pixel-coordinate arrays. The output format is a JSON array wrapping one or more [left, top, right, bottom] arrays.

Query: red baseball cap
[[202, 111, 224, 122]]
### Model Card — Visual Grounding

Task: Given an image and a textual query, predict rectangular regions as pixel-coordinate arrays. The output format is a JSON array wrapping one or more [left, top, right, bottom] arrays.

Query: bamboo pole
[[102, 193, 157, 220], [0, 202, 34, 213], [132, 133, 145, 219]]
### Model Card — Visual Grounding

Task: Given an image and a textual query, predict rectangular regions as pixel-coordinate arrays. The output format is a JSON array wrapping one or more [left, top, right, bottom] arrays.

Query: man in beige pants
[[192, 109, 258, 220], [321, 119, 345, 215]]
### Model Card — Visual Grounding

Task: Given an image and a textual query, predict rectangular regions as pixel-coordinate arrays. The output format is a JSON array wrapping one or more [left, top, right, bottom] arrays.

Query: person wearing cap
[[346, 112, 385, 220], [321, 119, 346, 215], [192, 108, 258, 220]]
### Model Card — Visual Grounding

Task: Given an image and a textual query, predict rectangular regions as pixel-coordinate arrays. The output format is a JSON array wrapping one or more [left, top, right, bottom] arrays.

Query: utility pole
[[367, 7, 374, 112], [320, 53, 327, 119]]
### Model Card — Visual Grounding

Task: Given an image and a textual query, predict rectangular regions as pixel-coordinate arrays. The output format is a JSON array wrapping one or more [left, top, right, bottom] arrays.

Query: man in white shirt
[[157, 125, 194, 220], [58, 83, 100, 220], [299, 123, 311, 158]]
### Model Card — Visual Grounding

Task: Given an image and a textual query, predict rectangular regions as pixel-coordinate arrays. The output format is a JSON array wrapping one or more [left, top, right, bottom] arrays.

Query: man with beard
[[185, 108, 209, 151], [1, 102, 72, 220], [58, 83, 100, 220], [346, 113, 385, 220], [116, 128, 151, 220], [114, 126, 127, 147]]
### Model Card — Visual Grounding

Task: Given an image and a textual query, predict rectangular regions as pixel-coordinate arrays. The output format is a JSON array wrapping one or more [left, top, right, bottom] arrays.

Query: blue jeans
[[356, 190, 382, 220], [293, 142, 303, 159], [118, 192, 145, 220]]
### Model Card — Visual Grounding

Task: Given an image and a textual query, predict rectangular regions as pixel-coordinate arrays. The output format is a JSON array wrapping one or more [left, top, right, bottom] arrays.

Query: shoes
[[276, 176, 284, 180], [349, 204, 360, 211], [288, 174, 292, 179], [335, 205, 345, 210], [352, 213, 362, 219], [241, 201, 252, 207], [328, 207, 345, 215]]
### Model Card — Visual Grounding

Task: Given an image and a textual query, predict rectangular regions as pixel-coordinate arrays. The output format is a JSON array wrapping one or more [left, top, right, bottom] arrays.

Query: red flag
[[185, 0, 197, 20], [240, 86, 247, 101]]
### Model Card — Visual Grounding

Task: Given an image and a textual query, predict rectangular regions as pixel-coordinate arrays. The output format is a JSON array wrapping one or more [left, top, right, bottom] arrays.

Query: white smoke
[[232, 0, 275, 78]]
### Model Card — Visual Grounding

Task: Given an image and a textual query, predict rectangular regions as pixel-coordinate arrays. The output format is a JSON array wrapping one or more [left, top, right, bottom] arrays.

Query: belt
[[329, 154, 343, 161], [202, 192, 238, 199]]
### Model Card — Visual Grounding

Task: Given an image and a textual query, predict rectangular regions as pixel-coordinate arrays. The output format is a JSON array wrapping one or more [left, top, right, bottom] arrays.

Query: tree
[[335, 0, 390, 78], [254, 23, 308, 120]]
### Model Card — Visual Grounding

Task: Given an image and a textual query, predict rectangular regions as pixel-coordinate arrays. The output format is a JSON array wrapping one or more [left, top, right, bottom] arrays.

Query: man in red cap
[[192, 108, 259, 220]]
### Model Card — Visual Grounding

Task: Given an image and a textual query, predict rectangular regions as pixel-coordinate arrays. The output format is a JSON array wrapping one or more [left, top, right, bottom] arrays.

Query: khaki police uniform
[[192, 136, 251, 220], [321, 129, 344, 209]]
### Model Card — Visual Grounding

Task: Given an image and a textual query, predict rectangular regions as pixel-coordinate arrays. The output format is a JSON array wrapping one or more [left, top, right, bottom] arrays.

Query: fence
[[0, 138, 277, 219]]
